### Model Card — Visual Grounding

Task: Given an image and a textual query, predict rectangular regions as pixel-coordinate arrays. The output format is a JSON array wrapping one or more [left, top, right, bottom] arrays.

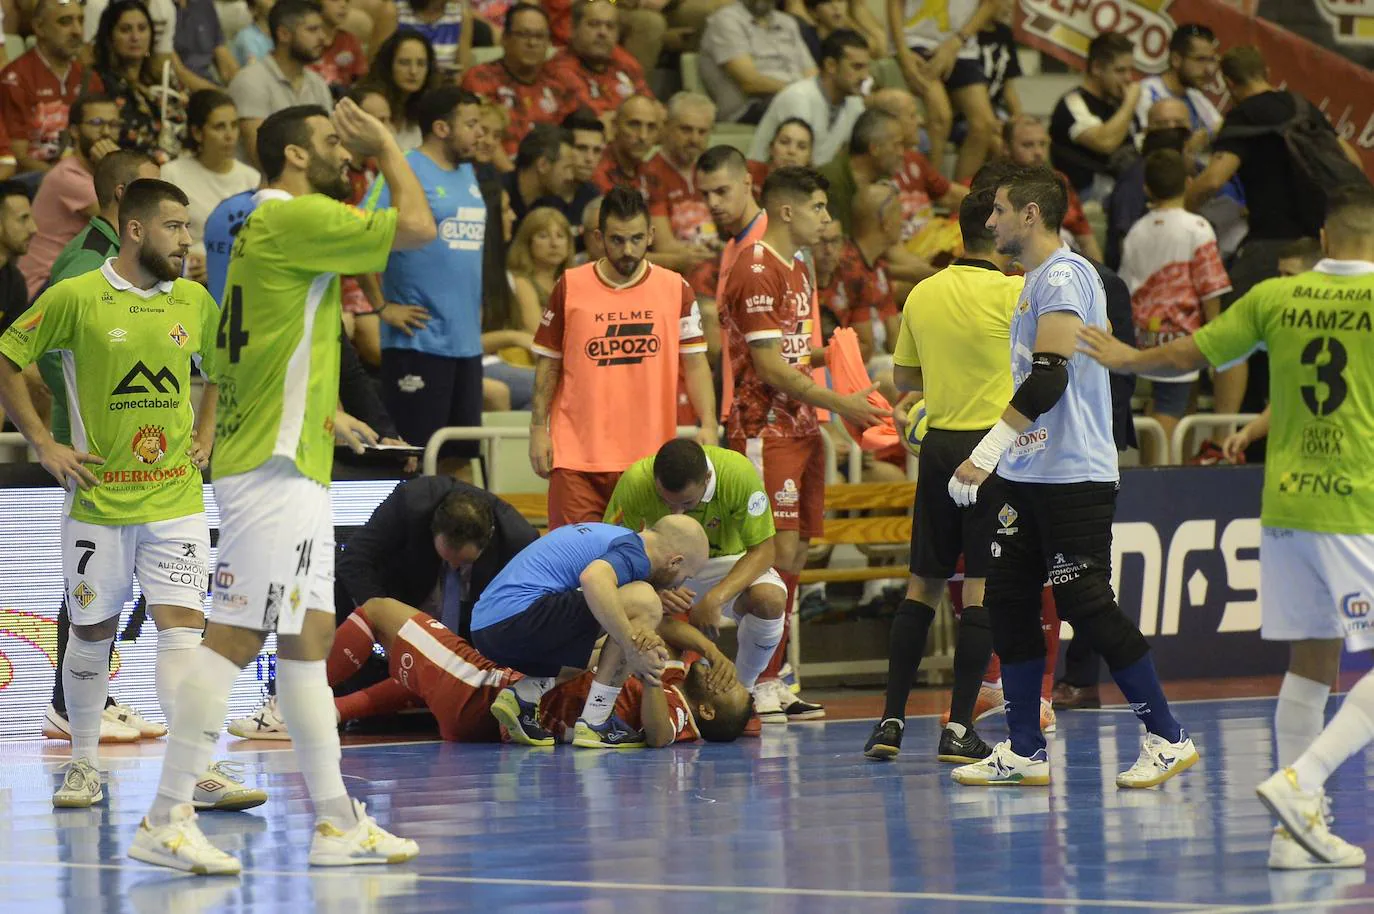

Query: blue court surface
[[2, 696, 1372, 913]]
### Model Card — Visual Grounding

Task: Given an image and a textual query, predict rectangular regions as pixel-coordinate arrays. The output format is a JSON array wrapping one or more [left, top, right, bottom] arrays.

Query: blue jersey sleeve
[[598, 534, 652, 586], [1034, 260, 1094, 322]]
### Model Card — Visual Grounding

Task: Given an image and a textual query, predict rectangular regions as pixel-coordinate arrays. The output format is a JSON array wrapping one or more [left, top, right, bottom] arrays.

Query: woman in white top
[[160, 89, 260, 284]]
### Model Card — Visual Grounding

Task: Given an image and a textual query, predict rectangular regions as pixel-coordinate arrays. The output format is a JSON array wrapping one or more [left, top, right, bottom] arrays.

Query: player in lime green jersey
[[130, 100, 437, 877], [605, 438, 821, 723], [0, 178, 265, 815], [1078, 185, 1374, 871]]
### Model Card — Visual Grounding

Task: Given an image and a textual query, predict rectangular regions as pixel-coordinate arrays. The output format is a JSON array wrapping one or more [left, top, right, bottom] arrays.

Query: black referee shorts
[[471, 590, 604, 678], [910, 427, 1004, 580]]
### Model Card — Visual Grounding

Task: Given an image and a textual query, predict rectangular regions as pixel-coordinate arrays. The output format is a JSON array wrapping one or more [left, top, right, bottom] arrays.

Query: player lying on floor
[[232, 599, 754, 746]]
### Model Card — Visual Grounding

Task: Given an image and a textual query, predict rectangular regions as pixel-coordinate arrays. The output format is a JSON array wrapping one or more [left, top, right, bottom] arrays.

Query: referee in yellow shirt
[[863, 186, 1024, 763]]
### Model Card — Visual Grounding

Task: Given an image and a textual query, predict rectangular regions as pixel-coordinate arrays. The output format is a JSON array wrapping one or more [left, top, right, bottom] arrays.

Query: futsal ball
[[902, 399, 929, 457]]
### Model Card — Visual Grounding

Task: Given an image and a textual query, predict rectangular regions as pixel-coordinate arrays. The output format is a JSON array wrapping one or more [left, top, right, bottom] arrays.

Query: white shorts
[[682, 554, 786, 622], [211, 457, 334, 636], [1260, 527, 1374, 651], [62, 511, 209, 627]]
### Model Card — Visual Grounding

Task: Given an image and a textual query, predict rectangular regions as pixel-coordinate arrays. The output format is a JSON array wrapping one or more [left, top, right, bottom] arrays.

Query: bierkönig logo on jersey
[[109, 360, 180, 411], [586, 312, 661, 366], [131, 425, 167, 464]]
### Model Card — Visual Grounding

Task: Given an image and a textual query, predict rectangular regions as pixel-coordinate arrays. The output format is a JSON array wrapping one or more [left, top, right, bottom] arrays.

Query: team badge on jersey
[[132, 425, 168, 464], [169, 322, 188, 347], [997, 504, 1018, 534]]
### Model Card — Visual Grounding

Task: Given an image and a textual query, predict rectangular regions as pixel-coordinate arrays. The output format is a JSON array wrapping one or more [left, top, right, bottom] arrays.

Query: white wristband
[[969, 419, 1019, 472]]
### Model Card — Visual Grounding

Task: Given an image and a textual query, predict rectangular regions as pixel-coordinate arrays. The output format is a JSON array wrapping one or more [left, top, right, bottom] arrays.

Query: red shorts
[[388, 614, 519, 742], [548, 469, 622, 529], [733, 433, 825, 540]]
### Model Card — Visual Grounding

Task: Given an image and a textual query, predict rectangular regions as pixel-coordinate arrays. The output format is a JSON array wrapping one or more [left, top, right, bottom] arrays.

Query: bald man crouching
[[473, 515, 710, 749]]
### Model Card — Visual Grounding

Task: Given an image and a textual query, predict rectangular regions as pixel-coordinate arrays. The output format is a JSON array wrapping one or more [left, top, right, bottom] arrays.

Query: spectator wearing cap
[[748, 29, 868, 168], [228, 0, 334, 168], [1, 0, 102, 175], [461, 4, 585, 159], [698, 0, 814, 124], [592, 93, 658, 195], [545, 0, 654, 123], [1049, 31, 1140, 202], [505, 123, 580, 228]]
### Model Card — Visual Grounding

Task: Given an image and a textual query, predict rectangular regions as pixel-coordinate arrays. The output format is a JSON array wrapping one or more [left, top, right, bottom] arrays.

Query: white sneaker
[[43, 704, 140, 743], [227, 696, 290, 740], [1258, 769, 1367, 867], [108, 703, 167, 739], [308, 799, 419, 867], [53, 759, 104, 808], [1270, 825, 1366, 870], [770, 679, 826, 720], [191, 761, 268, 812], [951, 740, 1050, 787], [128, 803, 242, 875], [1116, 731, 1199, 788], [750, 681, 786, 725]]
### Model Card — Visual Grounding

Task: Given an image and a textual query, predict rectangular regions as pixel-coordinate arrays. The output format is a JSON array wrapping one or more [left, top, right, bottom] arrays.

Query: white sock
[[64, 635, 114, 765], [149, 646, 241, 825], [513, 675, 553, 705], [276, 658, 355, 827], [1292, 670, 1374, 792], [734, 614, 784, 689], [1274, 672, 1329, 769], [155, 627, 202, 723], [983, 678, 1003, 690], [580, 680, 621, 726]]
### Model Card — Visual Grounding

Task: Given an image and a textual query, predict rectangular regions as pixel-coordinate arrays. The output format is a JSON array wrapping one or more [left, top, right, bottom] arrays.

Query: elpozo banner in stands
[[1013, 0, 1374, 174]]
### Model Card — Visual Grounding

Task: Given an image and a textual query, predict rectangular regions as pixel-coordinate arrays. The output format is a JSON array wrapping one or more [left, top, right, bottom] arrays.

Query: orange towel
[[826, 327, 901, 453]]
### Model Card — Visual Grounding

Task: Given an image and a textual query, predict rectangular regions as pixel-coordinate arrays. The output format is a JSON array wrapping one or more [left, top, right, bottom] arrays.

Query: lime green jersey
[[212, 191, 398, 485], [0, 261, 220, 526], [1194, 262, 1374, 534], [605, 445, 775, 557]]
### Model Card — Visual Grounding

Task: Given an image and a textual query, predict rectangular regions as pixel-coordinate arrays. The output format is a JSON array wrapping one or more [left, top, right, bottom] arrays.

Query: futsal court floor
[[2, 684, 1372, 913]]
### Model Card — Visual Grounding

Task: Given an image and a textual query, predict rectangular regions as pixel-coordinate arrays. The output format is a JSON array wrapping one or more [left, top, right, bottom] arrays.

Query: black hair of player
[[1002, 164, 1068, 234], [598, 184, 650, 233], [431, 490, 496, 552], [256, 104, 330, 183], [696, 144, 747, 178], [684, 665, 753, 742], [416, 85, 481, 138], [118, 178, 189, 235], [760, 165, 829, 210], [958, 189, 997, 254], [653, 438, 709, 494], [969, 159, 1018, 195]]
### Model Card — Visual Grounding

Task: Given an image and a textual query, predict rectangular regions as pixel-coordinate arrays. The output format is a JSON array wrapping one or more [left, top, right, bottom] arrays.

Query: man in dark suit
[[337, 478, 541, 639]]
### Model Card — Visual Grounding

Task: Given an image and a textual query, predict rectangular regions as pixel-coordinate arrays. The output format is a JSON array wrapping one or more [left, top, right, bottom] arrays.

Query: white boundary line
[[0, 860, 1234, 911]]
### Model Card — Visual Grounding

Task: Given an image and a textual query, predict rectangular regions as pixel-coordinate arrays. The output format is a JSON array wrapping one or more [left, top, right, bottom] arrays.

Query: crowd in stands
[[0, 0, 1368, 476]]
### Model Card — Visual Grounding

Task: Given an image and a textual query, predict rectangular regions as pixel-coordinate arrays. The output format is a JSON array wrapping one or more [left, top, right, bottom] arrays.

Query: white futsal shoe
[[1116, 731, 1199, 788], [191, 761, 268, 812], [308, 799, 419, 867], [227, 696, 290, 740], [128, 803, 243, 875], [53, 759, 104, 808], [1258, 769, 1366, 867], [950, 740, 1050, 787], [43, 703, 141, 743]]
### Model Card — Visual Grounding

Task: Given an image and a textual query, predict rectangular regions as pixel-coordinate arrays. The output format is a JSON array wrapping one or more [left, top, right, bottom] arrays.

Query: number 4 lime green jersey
[[0, 261, 220, 526], [213, 191, 398, 485], [1194, 261, 1374, 534], [605, 445, 776, 556]]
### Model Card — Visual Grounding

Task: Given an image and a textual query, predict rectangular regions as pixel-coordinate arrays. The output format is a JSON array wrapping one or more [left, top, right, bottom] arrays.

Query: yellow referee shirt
[[892, 259, 1024, 431]]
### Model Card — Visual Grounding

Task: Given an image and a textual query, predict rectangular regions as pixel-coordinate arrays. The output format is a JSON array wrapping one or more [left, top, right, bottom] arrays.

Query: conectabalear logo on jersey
[[109, 361, 180, 411], [585, 314, 661, 366]]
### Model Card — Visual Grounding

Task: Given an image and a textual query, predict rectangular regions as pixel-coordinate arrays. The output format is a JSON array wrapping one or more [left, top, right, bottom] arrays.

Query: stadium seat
[[681, 52, 703, 95], [1016, 72, 1081, 119], [3, 34, 25, 61], [478, 411, 549, 495], [709, 124, 755, 154], [872, 57, 904, 90]]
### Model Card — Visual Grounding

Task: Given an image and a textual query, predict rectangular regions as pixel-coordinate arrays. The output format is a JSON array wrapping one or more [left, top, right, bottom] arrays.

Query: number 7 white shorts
[[211, 457, 334, 636], [62, 511, 210, 627], [1260, 526, 1374, 652]]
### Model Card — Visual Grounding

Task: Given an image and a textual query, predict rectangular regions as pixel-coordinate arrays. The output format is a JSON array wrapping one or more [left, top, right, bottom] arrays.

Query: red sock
[[983, 652, 1002, 686], [326, 610, 377, 686], [1040, 588, 1060, 702], [334, 677, 417, 723], [760, 570, 797, 681]]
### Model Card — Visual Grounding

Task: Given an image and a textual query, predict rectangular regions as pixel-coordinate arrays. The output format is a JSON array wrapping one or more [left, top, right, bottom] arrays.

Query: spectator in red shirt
[[869, 86, 967, 243], [310, 0, 369, 91], [642, 91, 717, 278], [591, 92, 657, 195], [546, 0, 654, 124], [1, 0, 99, 175], [461, 4, 582, 158], [814, 182, 900, 360], [1003, 113, 1103, 261]]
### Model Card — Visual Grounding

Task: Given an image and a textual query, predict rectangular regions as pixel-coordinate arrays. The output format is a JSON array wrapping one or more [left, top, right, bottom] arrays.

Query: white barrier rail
[[1171, 413, 1259, 465], [0, 432, 31, 463], [1133, 416, 1167, 466]]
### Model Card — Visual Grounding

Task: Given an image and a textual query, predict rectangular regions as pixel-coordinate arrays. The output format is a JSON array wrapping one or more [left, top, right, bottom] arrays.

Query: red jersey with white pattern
[[310, 30, 368, 89], [460, 61, 584, 157], [643, 150, 715, 248], [819, 239, 895, 330], [0, 51, 102, 165], [592, 151, 647, 198], [891, 149, 950, 242], [1119, 206, 1231, 348], [544, 47, 653, 119], [721, 240, 820, 439], [539, 667, 700, 743]]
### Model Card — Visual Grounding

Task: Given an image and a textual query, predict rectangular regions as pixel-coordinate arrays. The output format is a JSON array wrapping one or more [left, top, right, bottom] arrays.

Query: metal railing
[[1132, 416, 1167, 466], [1171, 413, 1259, 465]]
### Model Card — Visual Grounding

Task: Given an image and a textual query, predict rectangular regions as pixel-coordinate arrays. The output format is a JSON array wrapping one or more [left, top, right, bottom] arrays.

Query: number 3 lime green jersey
[[1194, 261, 1374, 534], [0, 261, 220, 526], [212, 191, 398, 485]]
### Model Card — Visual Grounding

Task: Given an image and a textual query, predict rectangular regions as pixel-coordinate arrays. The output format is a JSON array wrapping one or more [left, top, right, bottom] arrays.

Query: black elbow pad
[[1009, 353, 1069, 421]]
